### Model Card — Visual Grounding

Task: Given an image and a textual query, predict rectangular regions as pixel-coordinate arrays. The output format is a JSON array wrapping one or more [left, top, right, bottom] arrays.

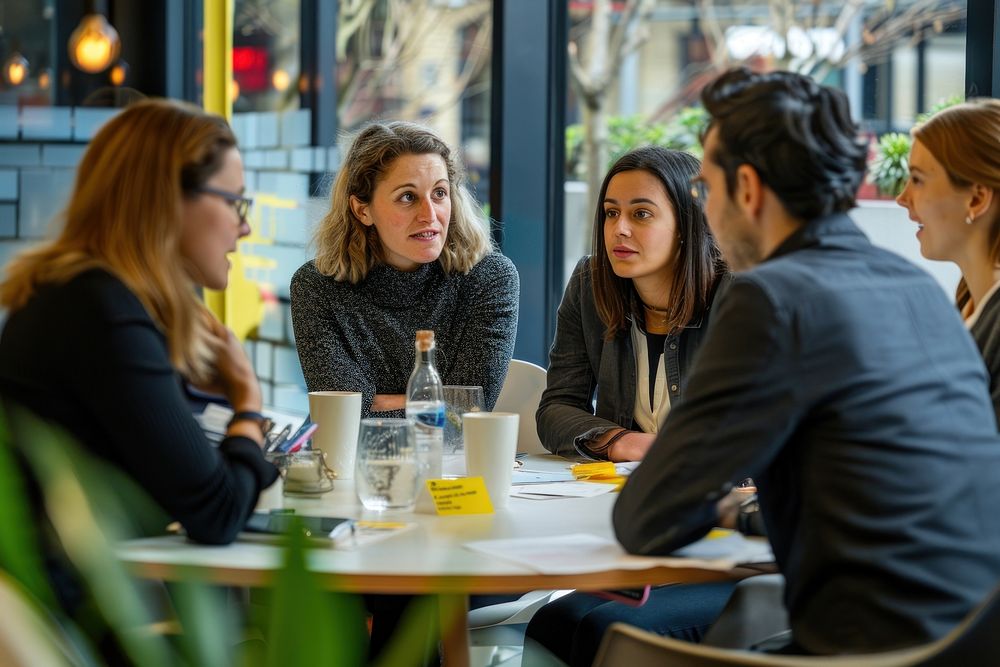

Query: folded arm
[[614, 279, 798, 555]]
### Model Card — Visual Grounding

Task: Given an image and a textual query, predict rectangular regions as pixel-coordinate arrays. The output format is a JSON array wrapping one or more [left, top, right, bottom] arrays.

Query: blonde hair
[[914, 99, 1000, 311], [0, 98, 237, 384], [313, 121, 492, 282]]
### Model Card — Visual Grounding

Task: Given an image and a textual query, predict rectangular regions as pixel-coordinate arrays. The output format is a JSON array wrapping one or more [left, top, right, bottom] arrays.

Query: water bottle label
[[414, 407, 445, 428]]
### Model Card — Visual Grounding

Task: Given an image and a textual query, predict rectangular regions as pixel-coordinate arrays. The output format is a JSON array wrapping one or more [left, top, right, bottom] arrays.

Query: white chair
[[494, 359, 548, 455]]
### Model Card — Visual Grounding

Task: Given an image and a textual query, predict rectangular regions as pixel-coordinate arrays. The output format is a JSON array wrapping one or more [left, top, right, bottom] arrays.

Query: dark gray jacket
[[536, 258, 722, 458], [615, 213, 1000, 654]]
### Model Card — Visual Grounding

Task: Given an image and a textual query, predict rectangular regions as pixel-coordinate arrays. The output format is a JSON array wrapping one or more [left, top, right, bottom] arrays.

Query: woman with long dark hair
[[537, 146, 726, 461], [527, 146, 734, 667]]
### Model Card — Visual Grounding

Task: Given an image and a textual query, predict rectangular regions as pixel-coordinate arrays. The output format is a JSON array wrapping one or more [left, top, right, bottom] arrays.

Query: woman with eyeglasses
[[0, 100, 277, 550]]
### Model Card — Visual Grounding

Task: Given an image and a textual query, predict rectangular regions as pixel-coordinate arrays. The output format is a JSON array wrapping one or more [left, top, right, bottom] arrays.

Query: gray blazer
[[536, 257, 722, 458]]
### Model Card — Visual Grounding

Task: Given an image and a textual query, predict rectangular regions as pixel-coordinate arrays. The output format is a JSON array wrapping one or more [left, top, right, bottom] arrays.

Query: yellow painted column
[[202, 0, 233, 323], [201, 0, 262, 341], [203, 0, 233, 120]]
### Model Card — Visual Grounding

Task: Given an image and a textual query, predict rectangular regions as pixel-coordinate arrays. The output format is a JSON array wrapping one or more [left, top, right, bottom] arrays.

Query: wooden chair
[[593, 583, 1000, 667]]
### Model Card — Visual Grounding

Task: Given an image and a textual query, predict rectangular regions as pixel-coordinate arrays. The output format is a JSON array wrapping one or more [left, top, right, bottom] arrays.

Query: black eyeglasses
[[194, 186, 253, 222]]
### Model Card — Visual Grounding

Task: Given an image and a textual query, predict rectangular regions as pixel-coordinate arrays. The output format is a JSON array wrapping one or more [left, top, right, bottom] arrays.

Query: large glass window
[[562, 0, 967, 293], [233, 0, 302, 113], [335, 0, 492, 203], [234, 0, 494, 411]]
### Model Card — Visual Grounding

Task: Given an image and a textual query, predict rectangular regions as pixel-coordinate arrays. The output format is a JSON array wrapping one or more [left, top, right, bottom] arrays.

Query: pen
[[285, 417, 314, 445], [265, 424, 292, 453], [285, 423, 319, 453]]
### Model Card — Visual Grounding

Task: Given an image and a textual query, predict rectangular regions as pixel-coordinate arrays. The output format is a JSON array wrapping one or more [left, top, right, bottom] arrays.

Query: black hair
[[701, 67, 868, 221]]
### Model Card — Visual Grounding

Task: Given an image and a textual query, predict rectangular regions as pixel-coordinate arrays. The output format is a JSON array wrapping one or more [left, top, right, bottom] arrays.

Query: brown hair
[[591, 146, 725, 339], [914, 98, 1000, 310], [0, 98, 237, 383], [312, 121, 492, 283]]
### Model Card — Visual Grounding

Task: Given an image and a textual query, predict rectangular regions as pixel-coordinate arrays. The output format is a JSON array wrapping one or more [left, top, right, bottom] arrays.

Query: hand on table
[[608, 432, 656, 462], [716, 482, 758, 531]]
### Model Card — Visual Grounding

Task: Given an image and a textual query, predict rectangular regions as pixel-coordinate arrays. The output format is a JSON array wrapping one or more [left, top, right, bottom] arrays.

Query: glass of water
[[355, 418, 419, 511], [442, 386, 485, 476], [443, 385, 485, 455]]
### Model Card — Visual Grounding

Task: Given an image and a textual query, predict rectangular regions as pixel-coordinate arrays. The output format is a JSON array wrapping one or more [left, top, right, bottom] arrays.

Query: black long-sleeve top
[[0, 268, 277, 545]]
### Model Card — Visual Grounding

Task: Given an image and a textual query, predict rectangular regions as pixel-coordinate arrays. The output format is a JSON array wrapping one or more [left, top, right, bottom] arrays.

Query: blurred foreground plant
[[0, 406, 432, 667]]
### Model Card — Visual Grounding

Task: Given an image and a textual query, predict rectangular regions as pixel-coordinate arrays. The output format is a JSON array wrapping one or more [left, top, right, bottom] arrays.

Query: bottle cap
[[415, 330, 435, 352]]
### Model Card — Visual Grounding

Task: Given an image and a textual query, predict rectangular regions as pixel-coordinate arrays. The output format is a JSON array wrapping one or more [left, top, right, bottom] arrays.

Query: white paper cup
[[308, 391, 362, 480], [463, 412, 519, 509]]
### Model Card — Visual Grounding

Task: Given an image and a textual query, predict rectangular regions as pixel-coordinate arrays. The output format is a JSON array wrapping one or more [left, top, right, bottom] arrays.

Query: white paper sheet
[[511, 470, 576, 485], [464, 532, 773, 574], [614, 461, 640, 475], [510, 481, 617, 499]]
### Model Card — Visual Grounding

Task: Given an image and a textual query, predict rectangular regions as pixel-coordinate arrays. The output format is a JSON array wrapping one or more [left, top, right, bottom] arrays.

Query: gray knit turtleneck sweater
[[290, 253, 519, 417]]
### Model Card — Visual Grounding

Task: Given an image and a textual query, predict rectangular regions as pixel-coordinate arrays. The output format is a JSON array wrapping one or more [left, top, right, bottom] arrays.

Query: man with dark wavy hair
[[614, 68, 1000, 654]]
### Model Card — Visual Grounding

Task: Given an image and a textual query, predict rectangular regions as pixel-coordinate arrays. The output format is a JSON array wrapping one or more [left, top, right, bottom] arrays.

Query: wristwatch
[[227, 410, 269, 431]]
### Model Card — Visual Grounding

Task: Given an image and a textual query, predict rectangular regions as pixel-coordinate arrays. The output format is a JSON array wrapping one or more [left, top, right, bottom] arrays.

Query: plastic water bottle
[[406, 330, 445, 481]]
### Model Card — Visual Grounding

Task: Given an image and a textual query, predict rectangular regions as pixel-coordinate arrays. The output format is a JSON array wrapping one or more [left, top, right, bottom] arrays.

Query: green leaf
[[0, 407, 57, 611], [868, 132, 912, 197], [265, 521, 367, 667]]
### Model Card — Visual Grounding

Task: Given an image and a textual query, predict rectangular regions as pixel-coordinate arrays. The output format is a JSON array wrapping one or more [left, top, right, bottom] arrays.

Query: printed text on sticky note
[[426, 478, 494, 515]]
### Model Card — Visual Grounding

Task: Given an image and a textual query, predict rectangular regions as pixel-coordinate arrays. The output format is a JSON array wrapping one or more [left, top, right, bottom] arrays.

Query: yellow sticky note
[[707, 528, 735, 539], [426, 478, 495, 515], [355, 521, 409, 530], [572, 462, 618, 480], [588, 476, 627, 491]]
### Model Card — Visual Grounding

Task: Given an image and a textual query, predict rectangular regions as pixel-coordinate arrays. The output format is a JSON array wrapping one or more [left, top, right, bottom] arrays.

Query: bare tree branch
[[697, 0, 731, 70], [604, 0, 654, 91]]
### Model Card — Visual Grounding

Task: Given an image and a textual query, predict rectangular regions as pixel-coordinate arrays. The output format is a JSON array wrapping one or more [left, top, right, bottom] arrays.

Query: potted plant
[[867, 132, 911, 198]]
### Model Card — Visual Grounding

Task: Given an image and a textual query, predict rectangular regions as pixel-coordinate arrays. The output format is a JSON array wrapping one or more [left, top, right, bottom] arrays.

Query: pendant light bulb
[[68, 14, 121, 74]]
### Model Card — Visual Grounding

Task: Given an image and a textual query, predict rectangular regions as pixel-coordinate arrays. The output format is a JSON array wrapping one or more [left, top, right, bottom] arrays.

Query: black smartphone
[[244, 510, 354, 541]]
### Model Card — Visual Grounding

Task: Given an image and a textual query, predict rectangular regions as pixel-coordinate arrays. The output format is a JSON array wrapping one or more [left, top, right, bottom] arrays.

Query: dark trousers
[[525, 581, 737, 667]]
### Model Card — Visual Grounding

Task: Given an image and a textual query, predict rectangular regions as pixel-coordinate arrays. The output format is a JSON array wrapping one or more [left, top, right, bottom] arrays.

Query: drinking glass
[[355, 418, 419, 511], [443, 385, 485, 455]]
